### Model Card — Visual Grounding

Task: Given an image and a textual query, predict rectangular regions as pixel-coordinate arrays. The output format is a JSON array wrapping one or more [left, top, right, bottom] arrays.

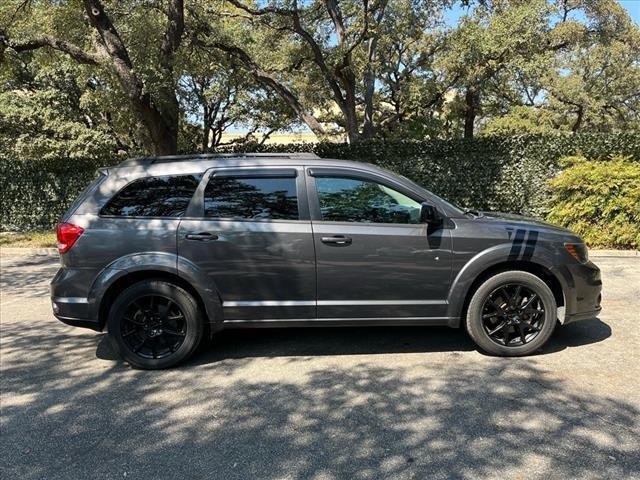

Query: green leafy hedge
[[2, 133, 639, 246], [547, 155, 640, 249]]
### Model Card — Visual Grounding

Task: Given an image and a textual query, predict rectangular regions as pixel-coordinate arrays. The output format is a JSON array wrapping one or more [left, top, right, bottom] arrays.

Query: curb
[[589, 250, 639, 258], [0, 247, 58, 256]]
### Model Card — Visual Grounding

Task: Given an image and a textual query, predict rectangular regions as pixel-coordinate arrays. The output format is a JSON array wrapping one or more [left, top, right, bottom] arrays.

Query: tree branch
[[0, 32, 101, 65]]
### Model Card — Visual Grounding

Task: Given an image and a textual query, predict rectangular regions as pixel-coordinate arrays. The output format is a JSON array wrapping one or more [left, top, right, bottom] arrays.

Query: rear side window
[[204, 176, 298, 220], [101, 174, 202, 217]]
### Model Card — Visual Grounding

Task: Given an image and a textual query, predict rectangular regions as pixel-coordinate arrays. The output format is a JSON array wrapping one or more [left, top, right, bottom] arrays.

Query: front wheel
[[466, 271, 557, 356], [107, 280, 203, 369]]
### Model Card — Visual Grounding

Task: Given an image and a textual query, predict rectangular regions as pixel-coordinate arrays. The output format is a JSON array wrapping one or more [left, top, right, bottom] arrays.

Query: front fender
[[446, 243, 569, 323]]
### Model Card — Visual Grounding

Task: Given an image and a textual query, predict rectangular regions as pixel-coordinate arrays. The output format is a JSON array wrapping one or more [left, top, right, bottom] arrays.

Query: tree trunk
[[464, 87, 478, 139], [202, 106, 211, 152], [572, 105, 584, 132], [84, 0, 180, 155]]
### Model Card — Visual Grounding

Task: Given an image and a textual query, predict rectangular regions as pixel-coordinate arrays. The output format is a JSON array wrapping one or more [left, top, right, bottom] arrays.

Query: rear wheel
[[107, 280, 203, 369], [466, 271, 557, 356]]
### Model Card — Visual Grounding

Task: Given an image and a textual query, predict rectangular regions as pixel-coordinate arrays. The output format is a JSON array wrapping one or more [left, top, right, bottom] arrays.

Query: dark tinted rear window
[[204, 176, 298, 220], [101, 174, 202, 217]]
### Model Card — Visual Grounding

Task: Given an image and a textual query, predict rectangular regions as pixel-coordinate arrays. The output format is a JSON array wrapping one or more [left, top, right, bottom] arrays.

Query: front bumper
[[553, 260, 602, 324]]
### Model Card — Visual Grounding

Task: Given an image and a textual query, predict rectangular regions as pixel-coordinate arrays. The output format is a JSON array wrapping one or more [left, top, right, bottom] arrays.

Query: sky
[[619, 0, 640, 22]]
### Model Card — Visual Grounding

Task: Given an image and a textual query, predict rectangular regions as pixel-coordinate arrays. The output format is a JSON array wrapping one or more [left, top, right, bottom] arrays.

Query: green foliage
[[0, 156, 110, 231], [3, 133, 638, 248], [547, 155, 640, 249]]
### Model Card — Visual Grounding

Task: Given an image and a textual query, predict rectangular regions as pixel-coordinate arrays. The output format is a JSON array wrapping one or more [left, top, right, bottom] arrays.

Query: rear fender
[[88, 252, 223, 330]]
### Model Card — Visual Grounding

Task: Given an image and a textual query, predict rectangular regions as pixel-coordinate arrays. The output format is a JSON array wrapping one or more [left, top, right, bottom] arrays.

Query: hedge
[[1, 133, 639, 233], [547, 155, 640, 249]]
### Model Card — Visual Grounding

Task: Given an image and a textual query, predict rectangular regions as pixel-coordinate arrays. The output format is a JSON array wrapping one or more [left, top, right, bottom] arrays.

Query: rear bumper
[[552, 260, 602, 324], [51, 296, 102, 331], [54, 313, 102, 331]]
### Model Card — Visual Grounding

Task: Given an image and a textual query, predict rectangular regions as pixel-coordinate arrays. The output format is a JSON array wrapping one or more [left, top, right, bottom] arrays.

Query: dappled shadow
[[92, 318, 613, 366], [2, 316, 638, 479], [193, 326, 475, 364], [1, 252, 635, 478], [0, 253, 59, 300]]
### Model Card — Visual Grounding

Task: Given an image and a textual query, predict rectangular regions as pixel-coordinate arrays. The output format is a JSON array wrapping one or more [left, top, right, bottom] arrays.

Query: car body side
[[50, 157, 602, 332]]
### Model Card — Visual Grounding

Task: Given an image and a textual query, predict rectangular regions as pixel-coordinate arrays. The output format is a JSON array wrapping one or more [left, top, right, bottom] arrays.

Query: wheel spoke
[[133, 337, 147, 353], [158, 299, 174, 321], [511, 285, 522, 307], [487, 321, 507, 336], [123, 316, 144, 326], [163, 328, 186, 338], [522, 293, 539, 310], [516, 323, 528, 344], [488, 297, 506, 314], [502, 326, 511, 345]]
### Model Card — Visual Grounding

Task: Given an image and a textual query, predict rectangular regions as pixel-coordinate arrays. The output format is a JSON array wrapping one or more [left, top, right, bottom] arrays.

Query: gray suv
[[51, 153, 602, 369]]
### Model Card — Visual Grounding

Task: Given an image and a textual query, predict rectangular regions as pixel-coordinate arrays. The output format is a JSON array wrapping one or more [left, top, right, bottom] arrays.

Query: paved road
[[1, 251, 639, 480]]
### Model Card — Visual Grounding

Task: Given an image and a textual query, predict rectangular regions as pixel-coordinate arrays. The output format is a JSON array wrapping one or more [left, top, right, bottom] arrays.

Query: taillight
[[56, 223, 84, 254]]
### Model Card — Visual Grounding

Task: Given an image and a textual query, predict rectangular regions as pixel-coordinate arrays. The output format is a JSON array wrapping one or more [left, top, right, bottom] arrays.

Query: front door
[[307, 167, 452, 321], [178, 167, 316, 322]]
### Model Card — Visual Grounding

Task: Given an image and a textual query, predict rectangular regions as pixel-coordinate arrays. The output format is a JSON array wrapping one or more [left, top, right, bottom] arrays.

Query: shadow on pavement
[[92, 316, 612, 365], [1, 317, 638, 479]]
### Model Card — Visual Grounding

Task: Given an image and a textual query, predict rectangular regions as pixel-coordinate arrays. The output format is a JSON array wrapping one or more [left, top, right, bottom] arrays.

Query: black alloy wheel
[[481, 283, 545, 347], [465, 270, 557, 357], [108, 280, 204, 369], [120, 295, 187, 359]]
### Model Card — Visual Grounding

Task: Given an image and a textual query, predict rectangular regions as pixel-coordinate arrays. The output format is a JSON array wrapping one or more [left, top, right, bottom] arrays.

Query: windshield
[[396, 173, 466, 216]]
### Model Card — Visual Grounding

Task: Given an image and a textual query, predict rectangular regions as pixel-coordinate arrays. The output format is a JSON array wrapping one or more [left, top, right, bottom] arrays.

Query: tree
[[1, 0, 186, 154], [195, 0, 422, 143]]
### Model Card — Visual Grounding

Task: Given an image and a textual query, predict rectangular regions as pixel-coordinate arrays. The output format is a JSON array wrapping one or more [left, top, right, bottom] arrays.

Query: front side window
[[204, 176, 298, 220], [315, 176, 422, 224], [101, 174, 202, 217]]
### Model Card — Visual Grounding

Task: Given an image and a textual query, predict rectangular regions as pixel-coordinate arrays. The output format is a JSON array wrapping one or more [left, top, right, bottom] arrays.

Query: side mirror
[[420, 203, 441, 225]]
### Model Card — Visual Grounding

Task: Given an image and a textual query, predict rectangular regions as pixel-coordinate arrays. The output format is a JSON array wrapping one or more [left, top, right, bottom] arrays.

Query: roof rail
[[117, 152, 320, 168]]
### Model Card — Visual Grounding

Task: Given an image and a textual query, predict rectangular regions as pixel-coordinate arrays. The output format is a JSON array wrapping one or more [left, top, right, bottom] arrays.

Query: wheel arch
[[447, 247, 567, 325], [97, 270, 213, 331], [89, 254, 224, 333]]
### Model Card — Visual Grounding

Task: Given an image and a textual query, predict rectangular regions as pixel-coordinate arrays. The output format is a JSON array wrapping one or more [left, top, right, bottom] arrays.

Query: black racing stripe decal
[[522, 230, 539, 260], [508, 228, 526, 260]]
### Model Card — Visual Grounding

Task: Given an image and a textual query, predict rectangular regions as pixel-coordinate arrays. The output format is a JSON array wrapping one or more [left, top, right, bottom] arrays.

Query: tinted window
[[204, 176, 298, 220], [101, 174, 202, 217], [316, 177, 422, 224]]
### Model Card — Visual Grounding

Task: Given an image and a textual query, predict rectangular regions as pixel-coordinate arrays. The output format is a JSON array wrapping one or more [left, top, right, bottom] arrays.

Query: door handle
[[185, 232, 218, 241], [321, 235, 352, 246]]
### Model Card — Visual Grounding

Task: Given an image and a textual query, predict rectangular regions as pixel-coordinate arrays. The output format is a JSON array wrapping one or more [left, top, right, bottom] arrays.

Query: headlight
[[564, 243, 589, 263]]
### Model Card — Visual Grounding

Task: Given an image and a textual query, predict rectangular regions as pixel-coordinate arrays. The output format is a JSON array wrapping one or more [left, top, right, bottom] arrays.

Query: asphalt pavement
[[1, 250, 639, 479]]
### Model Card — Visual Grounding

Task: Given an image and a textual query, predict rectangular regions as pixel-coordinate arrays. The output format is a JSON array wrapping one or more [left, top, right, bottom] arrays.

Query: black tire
[[466, 271, 557, 356], [107, 280, 204, 369]]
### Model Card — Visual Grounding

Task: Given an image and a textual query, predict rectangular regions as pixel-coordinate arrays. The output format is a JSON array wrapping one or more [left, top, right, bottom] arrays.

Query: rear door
[[307, 167, 452, 321], [178, 166, 316, 322]]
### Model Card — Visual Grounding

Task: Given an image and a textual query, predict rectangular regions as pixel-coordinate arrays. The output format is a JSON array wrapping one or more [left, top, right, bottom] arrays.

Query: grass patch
[[0, 231, 56, 248]]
